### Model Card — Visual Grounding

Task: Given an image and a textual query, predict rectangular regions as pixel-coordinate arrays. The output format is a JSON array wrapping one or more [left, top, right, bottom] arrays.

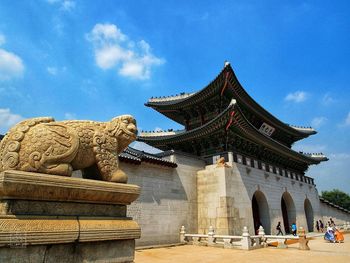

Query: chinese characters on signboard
[[259, 122, 275, 137]]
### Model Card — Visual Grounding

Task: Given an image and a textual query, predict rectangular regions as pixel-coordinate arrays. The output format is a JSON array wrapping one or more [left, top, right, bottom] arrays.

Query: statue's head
[[107, 115, 137, 152]]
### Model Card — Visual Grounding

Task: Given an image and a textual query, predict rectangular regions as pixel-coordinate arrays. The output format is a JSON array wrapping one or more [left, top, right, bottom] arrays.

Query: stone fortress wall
[[124, 151, 350, 247], [197, 161, 321, 236], [320, 202, 350, 224], [124, 153, 204, 247]]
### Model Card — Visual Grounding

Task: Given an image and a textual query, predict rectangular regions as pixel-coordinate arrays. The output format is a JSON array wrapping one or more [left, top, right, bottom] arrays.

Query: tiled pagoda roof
[[119, 147, 177, 168], [145, 63, 316, 142], [138, 99, 328, 167]]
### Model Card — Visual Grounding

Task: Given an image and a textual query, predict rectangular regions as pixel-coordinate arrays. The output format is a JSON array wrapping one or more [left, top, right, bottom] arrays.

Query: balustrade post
[[241, 226, 251, 250], [258, 226, 267, 247], [298, 227, 310, 250], [180, 226, 186, 243], [208, 226, 215, 246]]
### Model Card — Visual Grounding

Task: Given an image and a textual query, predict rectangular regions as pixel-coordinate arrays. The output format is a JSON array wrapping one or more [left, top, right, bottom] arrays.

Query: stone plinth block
[[0, 170, 140, 204], [0, 217, 140, 246], [0, 170, 141, 263]]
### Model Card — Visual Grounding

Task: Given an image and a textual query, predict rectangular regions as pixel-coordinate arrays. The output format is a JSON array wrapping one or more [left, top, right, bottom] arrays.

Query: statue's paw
[[110, 169, 128, 183], [44, 163, 73, 176]]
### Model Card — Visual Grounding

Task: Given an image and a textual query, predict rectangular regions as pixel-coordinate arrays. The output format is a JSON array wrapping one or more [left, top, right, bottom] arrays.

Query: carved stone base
[[0, 240, 135, 263], [0, 170, 141, 263]]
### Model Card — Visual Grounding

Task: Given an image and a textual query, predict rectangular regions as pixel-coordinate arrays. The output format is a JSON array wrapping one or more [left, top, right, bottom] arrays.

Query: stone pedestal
[[0, 170, 141, 263]]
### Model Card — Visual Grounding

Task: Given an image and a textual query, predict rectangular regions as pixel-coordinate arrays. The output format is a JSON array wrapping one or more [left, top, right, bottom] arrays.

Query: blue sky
[[0, 0, 349, 193]]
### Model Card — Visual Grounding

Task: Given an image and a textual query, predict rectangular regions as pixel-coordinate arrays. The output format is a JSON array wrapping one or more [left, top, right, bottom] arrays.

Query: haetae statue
[[0, 115, 137, 183]]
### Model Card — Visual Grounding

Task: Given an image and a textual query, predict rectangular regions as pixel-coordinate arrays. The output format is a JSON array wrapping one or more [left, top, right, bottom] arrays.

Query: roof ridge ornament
[[224, 60, 230, 67], [229, 99, 237, 106]]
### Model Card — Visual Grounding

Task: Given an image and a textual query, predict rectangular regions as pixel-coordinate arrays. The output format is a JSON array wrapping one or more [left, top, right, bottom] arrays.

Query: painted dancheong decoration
[[138, 61, 328, 173], [0, 115, 137, 183]]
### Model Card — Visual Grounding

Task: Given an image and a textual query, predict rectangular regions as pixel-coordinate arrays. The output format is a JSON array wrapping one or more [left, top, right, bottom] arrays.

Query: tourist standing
[[319, 220, 324, 232], [316, 221, 320, 232], [291, 222, 297, 236], [276, 221, 283, 235]]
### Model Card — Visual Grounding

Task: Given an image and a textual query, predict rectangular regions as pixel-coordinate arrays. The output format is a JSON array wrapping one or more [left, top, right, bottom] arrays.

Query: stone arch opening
[[304, 198, 314, 232], [281, 192, 296, 234], [252, 190, 271, 234]]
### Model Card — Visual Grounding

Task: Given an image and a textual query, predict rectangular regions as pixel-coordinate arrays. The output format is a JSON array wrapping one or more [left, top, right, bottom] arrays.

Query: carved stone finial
[[258, 226, 265, 235], [242, 226, 250, 237], [216, 157, 230, 167], [208, 226, 215, 235], [0, 115, 137, 183]]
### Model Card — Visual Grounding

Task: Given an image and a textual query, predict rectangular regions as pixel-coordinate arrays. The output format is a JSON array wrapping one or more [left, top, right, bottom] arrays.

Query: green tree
[[321, 189, 350, 210]]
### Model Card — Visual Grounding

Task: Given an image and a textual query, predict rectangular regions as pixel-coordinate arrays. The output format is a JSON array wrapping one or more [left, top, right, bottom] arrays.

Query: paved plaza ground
[[135, 233, 349, 263]]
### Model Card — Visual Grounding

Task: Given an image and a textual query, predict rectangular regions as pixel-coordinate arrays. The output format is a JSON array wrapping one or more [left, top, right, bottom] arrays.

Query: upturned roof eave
[[144, 67, 226, 108], [232, 103, 323, 165], [145, 64, 316, 141], [225, 65, 316, 140], [139, 100, 325, 166], [138, 99, 236, 143]]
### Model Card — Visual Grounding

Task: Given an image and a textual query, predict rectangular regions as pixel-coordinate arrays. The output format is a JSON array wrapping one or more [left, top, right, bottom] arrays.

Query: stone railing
[[180, 226, 264, 250], [180, 225, 316, 251]]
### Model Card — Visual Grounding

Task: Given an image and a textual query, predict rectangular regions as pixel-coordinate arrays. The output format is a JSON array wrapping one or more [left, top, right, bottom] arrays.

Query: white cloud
[[46, 66, 67, 75], [89, 23, 127, 44], [64, 112, 76, 120], [95, 46, 133, 69], [0, 34, 6, 46], [61, 0, 75, 11], [47, 67, 58, 75], [284, 91, 308, 103], [87, 23, 165, 80], [0, 108, 24, 133], [0, 48, 25, 80], [322, 93, 335, 105], [311, 116, 327, 128], [343, 112, 350, 126], [47, 0, 75, 12]]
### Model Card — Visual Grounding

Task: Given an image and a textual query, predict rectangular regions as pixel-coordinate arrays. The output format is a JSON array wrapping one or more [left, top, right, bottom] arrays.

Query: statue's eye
[[123, 120, 128, 124]]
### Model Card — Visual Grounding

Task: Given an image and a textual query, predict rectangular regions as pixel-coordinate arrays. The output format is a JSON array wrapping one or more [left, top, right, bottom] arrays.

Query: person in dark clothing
[[276, 221, 283, 235], [319, 220, 324, 232], [316, 221, 320, 232]]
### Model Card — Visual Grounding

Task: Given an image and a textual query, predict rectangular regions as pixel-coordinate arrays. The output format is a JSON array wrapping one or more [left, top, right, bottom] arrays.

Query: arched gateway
[[134, 62, 329, 243], [304, 198, 314, 232], [281, 192, 296, 234], [252, 191, 271, 234]]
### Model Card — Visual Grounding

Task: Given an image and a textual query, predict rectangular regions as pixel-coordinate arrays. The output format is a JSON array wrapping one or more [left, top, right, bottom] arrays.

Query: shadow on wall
[[281, 191, 296, 234], [252, 190, 271, 234], [304, 198, 314, 232]]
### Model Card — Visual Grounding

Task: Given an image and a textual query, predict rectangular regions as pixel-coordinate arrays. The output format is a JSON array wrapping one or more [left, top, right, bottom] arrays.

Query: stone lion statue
[[0, 115, 137, 183]]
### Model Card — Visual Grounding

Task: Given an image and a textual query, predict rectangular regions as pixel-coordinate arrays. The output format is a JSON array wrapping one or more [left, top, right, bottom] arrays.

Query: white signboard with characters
[[259, 122, 275, 137]]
